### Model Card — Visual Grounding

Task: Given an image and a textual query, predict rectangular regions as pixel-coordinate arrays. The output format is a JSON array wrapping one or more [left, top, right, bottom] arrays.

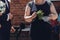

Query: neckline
[[35, 1, 47, 6]]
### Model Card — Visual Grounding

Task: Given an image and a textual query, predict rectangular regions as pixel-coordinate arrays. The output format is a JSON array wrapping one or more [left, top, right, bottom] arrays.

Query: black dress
[[0, 0, 11, 40], [29, 1, 52, 40]]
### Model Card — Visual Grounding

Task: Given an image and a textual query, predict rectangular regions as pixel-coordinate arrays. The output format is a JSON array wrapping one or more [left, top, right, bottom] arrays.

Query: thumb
[[32, 12, 36, 16]]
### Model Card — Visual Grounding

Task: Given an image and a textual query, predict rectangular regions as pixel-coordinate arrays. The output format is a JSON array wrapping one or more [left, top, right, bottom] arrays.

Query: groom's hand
[[10, 26, 16, 33], [7, 13, 13, 21], [9, 13, 13, 20]]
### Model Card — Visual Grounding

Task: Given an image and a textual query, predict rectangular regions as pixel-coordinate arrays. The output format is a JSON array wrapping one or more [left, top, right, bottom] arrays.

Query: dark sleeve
[[5, 0, 10, 14], [1, 14, 7, 22]]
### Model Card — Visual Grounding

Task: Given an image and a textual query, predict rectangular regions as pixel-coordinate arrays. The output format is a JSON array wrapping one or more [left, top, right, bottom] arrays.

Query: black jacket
[[0, 0, 11, 30]]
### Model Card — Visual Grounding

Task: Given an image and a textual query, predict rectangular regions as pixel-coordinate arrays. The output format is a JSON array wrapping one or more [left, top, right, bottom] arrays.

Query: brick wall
[[10, 0, 31, 25]]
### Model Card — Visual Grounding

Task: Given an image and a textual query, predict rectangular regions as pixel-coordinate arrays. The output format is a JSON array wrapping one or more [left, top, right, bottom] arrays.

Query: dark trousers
[[30, 20, 52, 40], [0, 21, 11, 40], [0, 31, 10, 40]]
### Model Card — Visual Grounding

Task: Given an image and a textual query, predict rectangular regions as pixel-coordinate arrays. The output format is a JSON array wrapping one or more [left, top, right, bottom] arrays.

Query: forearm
[[24, 12, 37, 22], [24, 15, 32, 22], [50, 3, 58, 20], [24, 16, 32, 19], [24, 15, 35, 19], [24, 15, 36, 23]]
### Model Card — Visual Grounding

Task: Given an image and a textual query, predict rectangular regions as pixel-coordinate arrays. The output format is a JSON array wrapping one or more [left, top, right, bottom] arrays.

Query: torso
[[35, 1, 50, 16], [30, 1, 52, 39], [30, 1, 51, 22]]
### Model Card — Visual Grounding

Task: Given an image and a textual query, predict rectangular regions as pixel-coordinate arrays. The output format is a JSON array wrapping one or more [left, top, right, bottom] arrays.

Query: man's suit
[[0, 0, 11, 40]]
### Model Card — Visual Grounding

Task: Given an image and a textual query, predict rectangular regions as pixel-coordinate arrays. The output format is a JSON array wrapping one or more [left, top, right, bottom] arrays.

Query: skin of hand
[[10, 26, 16, 33], [0, 13, 2, 16]]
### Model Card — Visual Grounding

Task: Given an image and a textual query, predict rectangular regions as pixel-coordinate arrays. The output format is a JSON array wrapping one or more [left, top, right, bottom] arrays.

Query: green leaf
[[37, 10, 44, 20]]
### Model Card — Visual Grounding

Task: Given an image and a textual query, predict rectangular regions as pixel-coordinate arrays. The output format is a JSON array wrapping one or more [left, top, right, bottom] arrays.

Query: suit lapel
[[5, 0, 9, 9]]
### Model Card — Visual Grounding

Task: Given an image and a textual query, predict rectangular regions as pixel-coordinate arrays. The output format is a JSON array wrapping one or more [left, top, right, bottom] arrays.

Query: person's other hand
[[0, 13, 2, 16], [8, 13, 13, 20], [10, 26, 16, 33]]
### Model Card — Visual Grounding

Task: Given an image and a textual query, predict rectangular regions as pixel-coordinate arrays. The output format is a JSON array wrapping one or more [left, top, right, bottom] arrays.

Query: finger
[[32, 12, 36, 15], [32, 12, 37, 17]]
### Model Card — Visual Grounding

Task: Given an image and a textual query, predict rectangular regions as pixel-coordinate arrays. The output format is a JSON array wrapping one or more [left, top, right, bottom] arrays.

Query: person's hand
[[0, 24, 1, 29], [49, 14, 54, 17], [32, 12, 37, 19], [27, 12, 37, 22], [25, 12, 37, 23], [10, 26, 16, 33], [49, 14, 57, 20], [8, 13, 13, 20], [0, 13, 2, 16]]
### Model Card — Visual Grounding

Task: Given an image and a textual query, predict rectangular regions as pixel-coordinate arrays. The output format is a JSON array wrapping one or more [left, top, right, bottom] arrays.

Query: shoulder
[[46, 1, 52, 6], [26, 1, 34, 9], [8, 0, 11, 2], [26, 1, 34, 6]]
